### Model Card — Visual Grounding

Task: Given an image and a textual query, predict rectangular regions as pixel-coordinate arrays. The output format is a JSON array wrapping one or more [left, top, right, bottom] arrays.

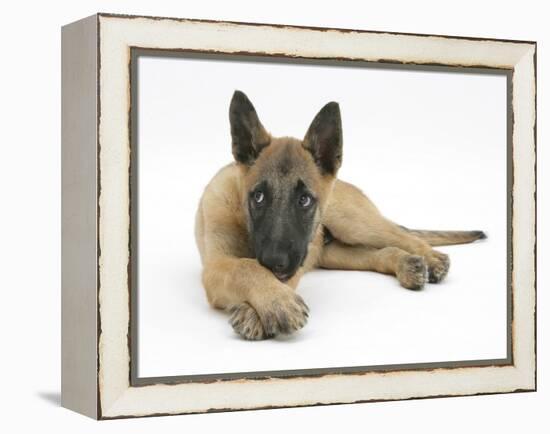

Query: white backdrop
[[1, 0, 547, 433], [137, 55, 507, 377]]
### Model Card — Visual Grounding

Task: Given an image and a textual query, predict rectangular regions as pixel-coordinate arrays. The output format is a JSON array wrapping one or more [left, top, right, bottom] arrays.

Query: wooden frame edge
[[61, 12, 536, 420]]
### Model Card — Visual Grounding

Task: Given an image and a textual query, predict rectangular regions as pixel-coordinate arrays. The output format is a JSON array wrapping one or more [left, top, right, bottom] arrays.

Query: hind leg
[[323, 180, 450, 283], [318, 241, 428, 290]]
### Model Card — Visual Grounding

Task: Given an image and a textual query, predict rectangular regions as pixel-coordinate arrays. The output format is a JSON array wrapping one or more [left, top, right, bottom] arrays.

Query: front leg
[[202, 257, 309, 340]]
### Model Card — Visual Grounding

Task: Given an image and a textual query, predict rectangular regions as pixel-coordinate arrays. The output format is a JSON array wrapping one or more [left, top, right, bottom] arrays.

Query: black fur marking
[[303, 101, 343, 175], [229, 90, 270, 165], [475, 231, 487, 240], [278, 155, 292, 176], [248, 178, 317, 280]]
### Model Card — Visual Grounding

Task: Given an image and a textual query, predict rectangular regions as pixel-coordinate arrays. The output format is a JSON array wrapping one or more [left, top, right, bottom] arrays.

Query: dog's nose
[[260, 251, 290, 275]]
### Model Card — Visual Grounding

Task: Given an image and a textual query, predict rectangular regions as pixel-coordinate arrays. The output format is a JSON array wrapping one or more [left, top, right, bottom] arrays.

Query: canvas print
[[135, 53, 507, 379], [60, 14, 536, 419]]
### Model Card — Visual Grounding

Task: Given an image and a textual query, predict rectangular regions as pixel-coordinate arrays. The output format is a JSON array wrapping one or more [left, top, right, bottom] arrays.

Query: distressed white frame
[[61, 13, 536, 419]]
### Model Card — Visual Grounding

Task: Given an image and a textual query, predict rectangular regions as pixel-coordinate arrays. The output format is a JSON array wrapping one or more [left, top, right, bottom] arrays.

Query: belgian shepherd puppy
[[195, 90, 486, 340]]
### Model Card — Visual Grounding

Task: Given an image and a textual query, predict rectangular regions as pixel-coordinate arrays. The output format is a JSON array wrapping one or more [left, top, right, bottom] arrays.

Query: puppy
[[195, 90, 486, 340]]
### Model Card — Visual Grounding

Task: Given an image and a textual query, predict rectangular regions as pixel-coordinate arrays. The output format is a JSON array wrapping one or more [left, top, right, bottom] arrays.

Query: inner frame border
[[128, 48, 515, 387]]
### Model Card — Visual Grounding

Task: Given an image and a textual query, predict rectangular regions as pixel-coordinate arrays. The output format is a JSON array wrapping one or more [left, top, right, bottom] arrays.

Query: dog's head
[[229, 90, 343, 281]]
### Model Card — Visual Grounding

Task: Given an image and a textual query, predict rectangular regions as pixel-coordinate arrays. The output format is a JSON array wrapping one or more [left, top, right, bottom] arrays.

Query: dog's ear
[[303, 102, 343, 176], [229, 90, 271, 165]]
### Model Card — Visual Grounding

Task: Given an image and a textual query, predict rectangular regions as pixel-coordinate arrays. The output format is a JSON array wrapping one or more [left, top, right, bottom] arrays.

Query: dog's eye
[[298, 194, 312, 208], [253, 191, 265, 204]]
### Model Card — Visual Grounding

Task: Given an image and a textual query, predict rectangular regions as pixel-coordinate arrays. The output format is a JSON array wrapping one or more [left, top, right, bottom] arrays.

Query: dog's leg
[[323, 180, 450, 283], [319, 241, 428, 289], [202, 257, 309, 340]]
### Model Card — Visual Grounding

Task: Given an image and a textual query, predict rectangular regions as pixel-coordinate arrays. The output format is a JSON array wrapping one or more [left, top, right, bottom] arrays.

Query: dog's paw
[[228, 302, 267, 340], [229, 291, 309, 340], [251, 289, 309, 338], [397, 255, 428, 290], [425, 250, 450, 283]]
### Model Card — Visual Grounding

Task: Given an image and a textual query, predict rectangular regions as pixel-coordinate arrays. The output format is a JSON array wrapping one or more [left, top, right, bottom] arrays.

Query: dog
[[194, 90, 486, 340]]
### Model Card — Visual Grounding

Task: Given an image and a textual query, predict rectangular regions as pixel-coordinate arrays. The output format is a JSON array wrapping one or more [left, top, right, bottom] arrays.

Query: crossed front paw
[[228, 290, 309, 340]]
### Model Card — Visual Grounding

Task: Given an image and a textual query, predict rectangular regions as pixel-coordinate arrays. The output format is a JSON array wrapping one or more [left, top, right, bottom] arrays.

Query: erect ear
[[229, 90, 271, 165], [302, 102, 343, 176]]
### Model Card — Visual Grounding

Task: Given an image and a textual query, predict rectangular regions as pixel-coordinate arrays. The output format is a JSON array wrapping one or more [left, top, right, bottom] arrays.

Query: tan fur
[[195, 103, 484, 340]]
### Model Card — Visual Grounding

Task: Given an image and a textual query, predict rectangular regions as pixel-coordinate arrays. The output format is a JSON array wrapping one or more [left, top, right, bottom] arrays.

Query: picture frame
[[61, 12, 536, 419]]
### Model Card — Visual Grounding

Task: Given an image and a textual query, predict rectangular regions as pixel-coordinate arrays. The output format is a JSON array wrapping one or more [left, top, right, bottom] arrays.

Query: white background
[[138, 56, 507, 377], [1, 0, 547, 432]]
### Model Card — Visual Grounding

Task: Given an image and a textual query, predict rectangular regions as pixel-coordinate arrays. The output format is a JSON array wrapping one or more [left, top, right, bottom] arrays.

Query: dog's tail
[[400, 226, 487, 246]]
